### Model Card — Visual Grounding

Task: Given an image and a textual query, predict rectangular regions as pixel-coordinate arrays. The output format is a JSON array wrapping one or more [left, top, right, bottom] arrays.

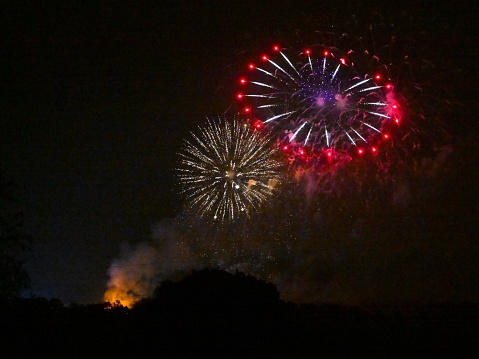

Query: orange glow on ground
[[103, 287, 136, 308]]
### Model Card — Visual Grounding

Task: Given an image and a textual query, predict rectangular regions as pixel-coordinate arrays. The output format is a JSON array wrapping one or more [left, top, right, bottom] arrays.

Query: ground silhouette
[[1, 269, 478, 358]]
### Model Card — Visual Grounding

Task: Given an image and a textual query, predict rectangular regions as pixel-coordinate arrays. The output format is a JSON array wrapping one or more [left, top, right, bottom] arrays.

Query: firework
[[177, 117, 284, 221], [237, 44, 401, 158]]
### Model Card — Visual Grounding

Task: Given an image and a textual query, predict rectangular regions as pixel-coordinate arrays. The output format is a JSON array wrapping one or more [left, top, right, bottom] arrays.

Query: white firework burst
[[177, 117, 284, 221]]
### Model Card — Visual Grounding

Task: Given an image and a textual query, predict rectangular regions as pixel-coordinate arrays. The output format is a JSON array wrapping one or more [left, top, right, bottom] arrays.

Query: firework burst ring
[[236, 43, 403, 162]]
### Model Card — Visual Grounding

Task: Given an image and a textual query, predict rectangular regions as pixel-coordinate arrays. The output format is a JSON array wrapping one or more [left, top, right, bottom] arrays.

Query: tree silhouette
[[0, 174, 31, 298], [134, 268, 284, 330], [131, 269, 286, 356], [141, 268, 281, 313]]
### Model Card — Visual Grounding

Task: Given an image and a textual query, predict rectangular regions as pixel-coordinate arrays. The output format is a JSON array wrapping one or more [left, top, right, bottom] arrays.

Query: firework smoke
[[103, 143, 472, 307], [104, 220, 201, 307]]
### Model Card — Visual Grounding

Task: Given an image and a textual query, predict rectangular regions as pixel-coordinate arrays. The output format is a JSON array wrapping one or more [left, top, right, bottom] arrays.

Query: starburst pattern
[[237, 45, 401, 157], [177, 117, 284, 221]]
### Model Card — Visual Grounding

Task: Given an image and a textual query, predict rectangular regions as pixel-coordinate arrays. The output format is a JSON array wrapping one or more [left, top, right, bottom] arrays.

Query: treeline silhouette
[[1, 268, 478, 358]]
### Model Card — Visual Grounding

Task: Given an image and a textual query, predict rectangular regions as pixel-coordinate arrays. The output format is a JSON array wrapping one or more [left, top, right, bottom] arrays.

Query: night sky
[[1, 1, 477, 305]]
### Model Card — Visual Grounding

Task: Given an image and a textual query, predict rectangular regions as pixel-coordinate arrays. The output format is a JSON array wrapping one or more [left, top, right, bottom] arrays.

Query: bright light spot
[[247, 179, 257, 189], [375, 74, 381, 80], [327, 151, 332, 157], [357, 148, 364, 155], [324, 50, 329, 56], [304, 49, 311, 55], [248, 63, 255, 70], [334, 94, 347, 109], [392, 104, 398, 109], [273, 45, 280, 52], [316, 97, 325, 107], [244, 107, 251, 113], [253, 119, 264, 130], [282, 145, 288, 151], [239, 78, 247, 84], [299, 149, 304, 155], [340, 58, 346, 65], [371, 147, 377, 153], [386, 83, 393, 90], [395, 118, 400, 124], [383, 133, 390, 139], [226, 170, 235, 179], [236, 93, 244, 100], [261, 55, 268, 61]]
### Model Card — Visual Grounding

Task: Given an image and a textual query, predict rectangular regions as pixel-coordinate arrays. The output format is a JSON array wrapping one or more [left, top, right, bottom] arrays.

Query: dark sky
[[1, 1, 295, 303], [1, 1, 477, 305]]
